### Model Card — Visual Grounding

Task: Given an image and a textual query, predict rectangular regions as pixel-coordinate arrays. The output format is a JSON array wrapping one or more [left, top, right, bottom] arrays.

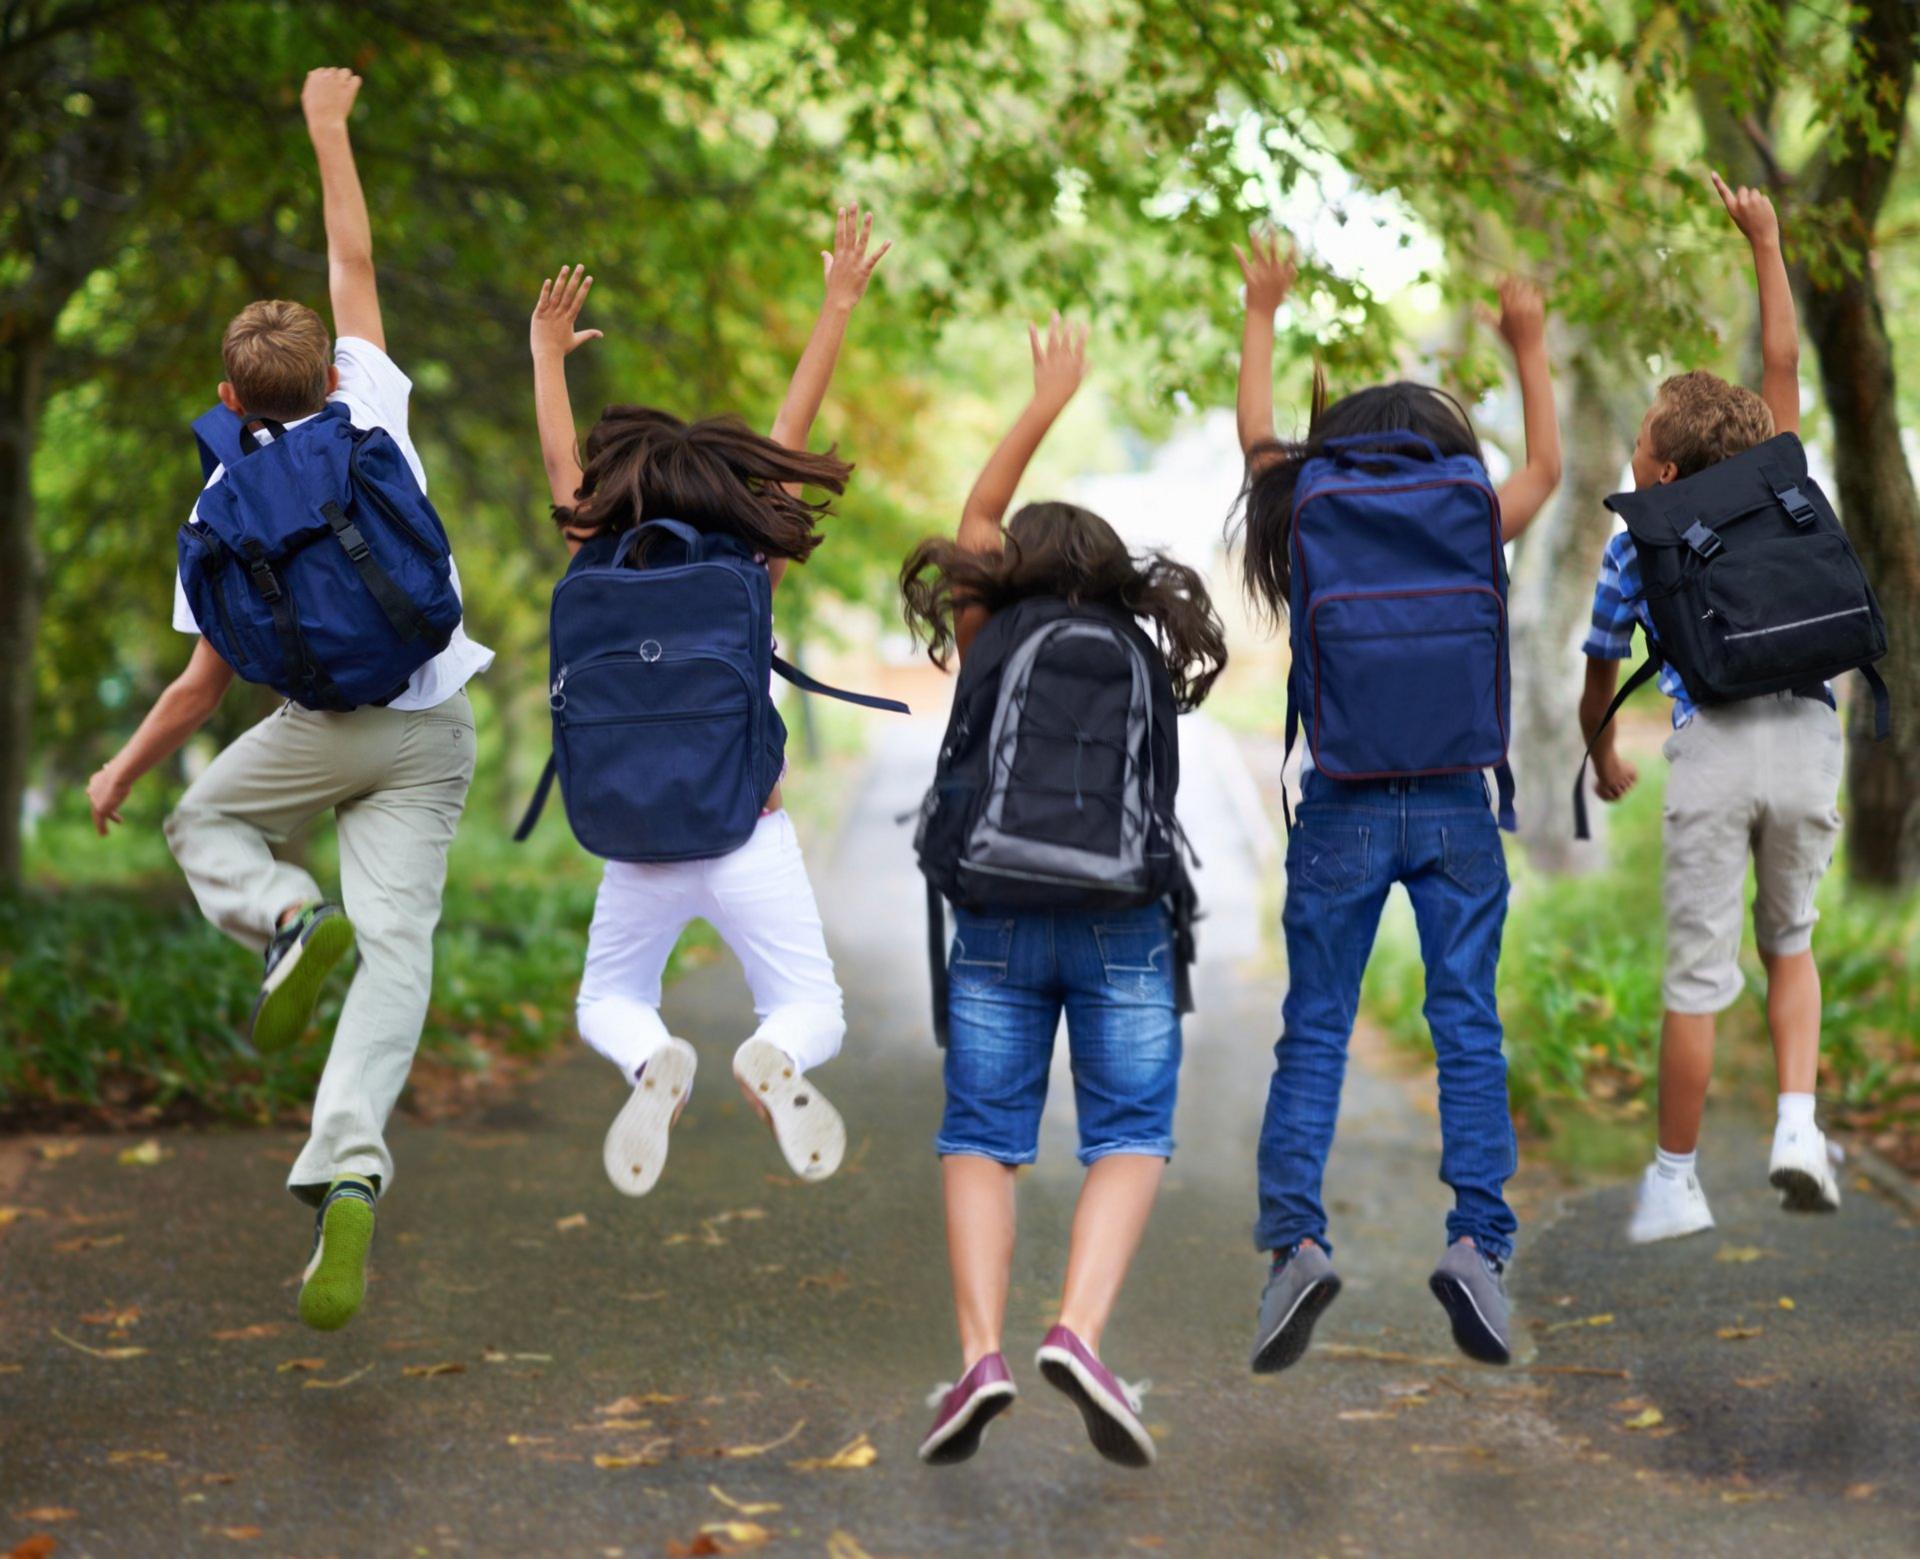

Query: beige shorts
[[1661, 694, 1843, 1014]]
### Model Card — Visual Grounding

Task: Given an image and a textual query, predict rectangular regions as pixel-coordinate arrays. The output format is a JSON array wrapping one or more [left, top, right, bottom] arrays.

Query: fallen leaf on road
[[302, 1364, 374, 1390], [719, 1420, 805, 1459], [212, 1324, 281, 1341], [1734, 1374, 1783, 1389], [1316, 1344, 1458, 1367], [693, 1522, 773, 1554], [9, 1537, 58, 1559], [664, 1208, 767, 1248], [555, 1213, 589, 1232], [0, 1207, 43, 1229], [598, 1392, 684, 1415], [798, 1271, 851, 1294], [217, 1528, 261, 1541], [14, 1511, 74, 1524], [1408, 1444, 1493, 1458], [401, 1362, 466, 1378], [827, 1535, 891, 1559], [36, 1143, 81, 1162], [593, 1439, 671, 1469], [0, 1365, 21, 1374], [276, 1358, 325, 1374], [1336, 1409, 1398, 1421], [107, 1450, 169, 1464], [1846, 1483, 1878, 1499], [1542, 1312, 1614, 1333], [791, 1433, 877, 1471], [1622, 1408, 1665, 1430], [53, 1234, 123, 1253], [50, 1328, 145, 1360], [1716, 1326, 1763, 1341], [117, 1140, 169, 1167], [708, 1486, 779, 1516], [1777, 1297, 1796, 1310], [506, 1435, 555, 1448], [80, 1305, 140, 1330], [1713, 1244, 1772, 1263]]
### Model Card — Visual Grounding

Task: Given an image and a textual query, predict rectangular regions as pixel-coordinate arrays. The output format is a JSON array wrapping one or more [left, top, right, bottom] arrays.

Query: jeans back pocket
[[951, 914, 1015, 995]]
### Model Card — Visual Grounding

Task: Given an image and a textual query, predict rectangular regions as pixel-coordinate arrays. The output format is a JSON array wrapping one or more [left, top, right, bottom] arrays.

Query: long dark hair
[[556, 405, 852, 562], [1233, 380, 1482, 622], [900, 500, 1228, 710]]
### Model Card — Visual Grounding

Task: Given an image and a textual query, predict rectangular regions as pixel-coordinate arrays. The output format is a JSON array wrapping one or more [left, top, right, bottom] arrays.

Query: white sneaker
[[1769, 1123, 1841, 1213], [1626, 1161, 1716, 1244], [603, 1038, 697, 1197]]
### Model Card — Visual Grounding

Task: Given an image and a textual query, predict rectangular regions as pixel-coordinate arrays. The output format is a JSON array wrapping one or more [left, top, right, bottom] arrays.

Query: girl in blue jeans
[[898, 317, 1227, 1468], [1231, 232, 1562, 1368]]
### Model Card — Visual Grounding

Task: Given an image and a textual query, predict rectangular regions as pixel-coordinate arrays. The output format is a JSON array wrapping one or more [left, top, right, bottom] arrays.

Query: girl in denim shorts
[[897, 317, 1227, 1469]]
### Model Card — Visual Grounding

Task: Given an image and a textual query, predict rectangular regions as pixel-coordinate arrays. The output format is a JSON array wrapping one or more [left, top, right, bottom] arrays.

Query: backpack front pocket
[[1697, 534, 1883, 690], [556, 653, 758, 860], [1307, 587, 1506, 776]]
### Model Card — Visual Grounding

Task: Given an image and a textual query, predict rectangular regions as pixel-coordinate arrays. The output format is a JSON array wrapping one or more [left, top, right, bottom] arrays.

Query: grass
[[1360, 761, 1920, 1161]]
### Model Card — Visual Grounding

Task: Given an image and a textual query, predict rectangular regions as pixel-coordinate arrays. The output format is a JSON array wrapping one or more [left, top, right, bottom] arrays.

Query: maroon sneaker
[[1034, 1324, 1155, 1468], [917, 1352, 1017, 1466]]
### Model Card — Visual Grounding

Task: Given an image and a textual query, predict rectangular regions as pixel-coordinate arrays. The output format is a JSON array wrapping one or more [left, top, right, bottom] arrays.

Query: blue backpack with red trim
[[1284, 430, 1515, 828]]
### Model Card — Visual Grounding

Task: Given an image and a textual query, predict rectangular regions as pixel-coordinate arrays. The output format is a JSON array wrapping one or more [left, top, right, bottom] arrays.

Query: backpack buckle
[[247, 557, 283, 603], [1775, 485, 1817, 526], [1683, 522, 1723, 559], [336, 521, 372, 563]]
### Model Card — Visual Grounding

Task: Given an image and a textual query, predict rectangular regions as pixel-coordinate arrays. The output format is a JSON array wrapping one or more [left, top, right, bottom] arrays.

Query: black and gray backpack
[[914, 595, 1196, 1043], [1574, 431, 1890, 838]]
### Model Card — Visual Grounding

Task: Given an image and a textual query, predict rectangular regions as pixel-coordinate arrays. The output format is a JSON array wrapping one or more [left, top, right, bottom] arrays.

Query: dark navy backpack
[[1285, 431, 1515, 828], [514, 519, 908, 862], [179, 402, 461, 709]]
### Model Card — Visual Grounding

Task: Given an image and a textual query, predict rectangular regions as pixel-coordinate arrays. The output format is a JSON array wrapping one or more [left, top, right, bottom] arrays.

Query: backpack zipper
[[1721, 605, 1870, 642]]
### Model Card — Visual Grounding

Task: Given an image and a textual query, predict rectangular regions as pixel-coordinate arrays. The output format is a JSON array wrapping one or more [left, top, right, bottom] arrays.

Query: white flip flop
[[602, 1037, 698, 1197], [732, 1037, 845, 1182]]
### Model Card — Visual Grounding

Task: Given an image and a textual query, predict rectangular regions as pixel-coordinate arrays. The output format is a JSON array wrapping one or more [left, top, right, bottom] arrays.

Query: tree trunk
[[1508, 349, 1632, 872], [0, 335, 47, 889]]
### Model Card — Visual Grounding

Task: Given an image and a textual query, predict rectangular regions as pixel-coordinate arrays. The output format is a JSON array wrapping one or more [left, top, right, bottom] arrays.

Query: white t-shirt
[[173, 336, 493, 711]]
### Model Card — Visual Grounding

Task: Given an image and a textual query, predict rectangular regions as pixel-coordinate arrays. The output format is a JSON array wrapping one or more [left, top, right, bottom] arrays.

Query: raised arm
[[769, 202, 892, 452], [529, 264, 604, 555], [302, 68, 382, 350], [1233, 229, 1298, 470], [1711, 171, 1799, 436], [1490, 276, 1561, 542], [86, 638, 235, 836]]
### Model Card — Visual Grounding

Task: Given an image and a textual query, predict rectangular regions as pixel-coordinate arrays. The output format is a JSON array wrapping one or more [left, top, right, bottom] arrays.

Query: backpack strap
[[191, 405, 287, 479], [614, 519, 706, 567], [1572, 645, 1664, 841], [238, 538, 344, 711], [1279, 680, 1299, 832], [514, 755, 559, 843], [772, 653, 910, 714], [1859, 662, 1893, 741], [1493, 761, 1517, 834], [320, 500, 428, 644], [926, 879, 950, 1047]]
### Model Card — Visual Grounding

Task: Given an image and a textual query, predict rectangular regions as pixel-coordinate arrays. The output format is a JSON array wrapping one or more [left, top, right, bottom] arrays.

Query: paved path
[[3, 720, 1915, 1556]]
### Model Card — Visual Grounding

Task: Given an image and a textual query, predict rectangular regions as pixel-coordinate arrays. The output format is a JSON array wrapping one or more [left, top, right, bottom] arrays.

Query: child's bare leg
[[1055, 1155, 1164, 1353], [1657, 1010, 1717, 1155], [944, 1155, 1017, 1368], [1761, 947, 1821, 1093]]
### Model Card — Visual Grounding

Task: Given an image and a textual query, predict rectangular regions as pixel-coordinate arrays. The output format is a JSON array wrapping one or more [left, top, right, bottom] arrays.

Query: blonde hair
[[1647, 370, 1775, 478], [221, 300, 331, 420]]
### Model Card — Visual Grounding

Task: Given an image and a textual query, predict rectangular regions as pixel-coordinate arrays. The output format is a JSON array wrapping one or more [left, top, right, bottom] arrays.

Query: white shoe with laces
[[1769, 1122, 1842, 1213], [1626, 1161, 1715, 1244]]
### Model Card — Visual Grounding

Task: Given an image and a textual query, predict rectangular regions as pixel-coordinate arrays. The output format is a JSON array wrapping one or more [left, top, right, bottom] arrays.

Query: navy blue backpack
[[514, 519, 909, 862], [180, 402, 462, 709], [1285, 430, 1515, 829]]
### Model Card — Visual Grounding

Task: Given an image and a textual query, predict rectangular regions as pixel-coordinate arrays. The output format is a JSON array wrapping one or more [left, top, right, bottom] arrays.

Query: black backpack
[[914, 596, 1197, 1043], [1574, 432, 1889, 838]]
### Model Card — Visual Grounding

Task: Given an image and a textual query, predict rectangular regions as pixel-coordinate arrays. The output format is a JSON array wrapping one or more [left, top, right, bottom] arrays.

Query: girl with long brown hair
[[526, 206, 890, 1199]]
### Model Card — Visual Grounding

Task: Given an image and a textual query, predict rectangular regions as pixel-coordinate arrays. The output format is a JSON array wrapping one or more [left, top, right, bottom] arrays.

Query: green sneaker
[[251, 904, 354, 1052], [299, 1177, 376, 1332]]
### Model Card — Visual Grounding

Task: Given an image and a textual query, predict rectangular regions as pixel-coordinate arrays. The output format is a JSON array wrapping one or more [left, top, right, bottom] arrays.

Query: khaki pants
[[164, 691, 476, 1203], [1661, 693, 1843, 1014]]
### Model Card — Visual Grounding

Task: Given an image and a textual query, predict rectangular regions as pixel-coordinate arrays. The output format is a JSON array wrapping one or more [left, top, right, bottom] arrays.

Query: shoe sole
[[603, 1040, 698, 1198], [1250, 1274, 1342, 1374], [1036, 1349, 1156, 1469], [1429, 1274, 1511, 1366], [299, 1193, 374, 1332], [918, 1383, 1017, 1466], [734, 1038, 845, 1182], [1625, 1211, 1715, 1245], [252, 914, 355, 1052], [1769, 1165, 1840, 1213]]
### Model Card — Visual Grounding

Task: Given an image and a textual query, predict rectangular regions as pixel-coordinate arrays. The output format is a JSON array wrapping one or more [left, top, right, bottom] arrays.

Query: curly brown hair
[[1645, 370, 1775, 478], [899, 500, 1227, 710], [556, 406, 852, 563]]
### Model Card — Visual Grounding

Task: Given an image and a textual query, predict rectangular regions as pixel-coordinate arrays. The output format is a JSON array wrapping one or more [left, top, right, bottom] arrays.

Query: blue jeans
[[938, 905, 1181, 1167], [1255, 771, 1517, 1261]]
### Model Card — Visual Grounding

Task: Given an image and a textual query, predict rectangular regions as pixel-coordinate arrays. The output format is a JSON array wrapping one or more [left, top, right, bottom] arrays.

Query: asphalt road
[[3, 719, 1915, 1557]]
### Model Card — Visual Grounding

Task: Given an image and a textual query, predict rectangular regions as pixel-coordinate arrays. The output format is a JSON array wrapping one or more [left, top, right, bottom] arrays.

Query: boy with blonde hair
[[86, 68, 491, 1327]]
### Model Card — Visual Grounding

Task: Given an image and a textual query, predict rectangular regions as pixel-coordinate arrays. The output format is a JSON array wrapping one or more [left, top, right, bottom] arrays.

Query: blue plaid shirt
[[1582, 529, 1832, 729]]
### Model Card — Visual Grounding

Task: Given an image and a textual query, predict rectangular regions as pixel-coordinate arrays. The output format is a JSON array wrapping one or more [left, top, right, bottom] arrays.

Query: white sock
[[1777, 1093, 1817, 1131], [1655, 1147, 1696, 1181]]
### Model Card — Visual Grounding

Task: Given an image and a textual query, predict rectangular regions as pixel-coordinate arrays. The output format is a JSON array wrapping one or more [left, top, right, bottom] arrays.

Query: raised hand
[[1493, 275, 1546, 353], [1234, 227, 1298, 315], [1710, 170, 1780, 250], [302, 67, 362, 132], [1028, 312, 1088, 410], [822, 202, 892, 311], [531, 265, 603, 360]]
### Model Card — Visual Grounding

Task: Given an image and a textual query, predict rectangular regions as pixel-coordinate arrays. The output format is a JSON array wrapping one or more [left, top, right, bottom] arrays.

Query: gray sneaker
[[1250, 1241, 1342, 1373], [1429, 1240, 1511, 1365]]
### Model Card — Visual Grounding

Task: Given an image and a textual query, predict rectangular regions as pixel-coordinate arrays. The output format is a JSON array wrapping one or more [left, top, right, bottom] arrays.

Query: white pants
[[576, 810, 845, 1085]]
